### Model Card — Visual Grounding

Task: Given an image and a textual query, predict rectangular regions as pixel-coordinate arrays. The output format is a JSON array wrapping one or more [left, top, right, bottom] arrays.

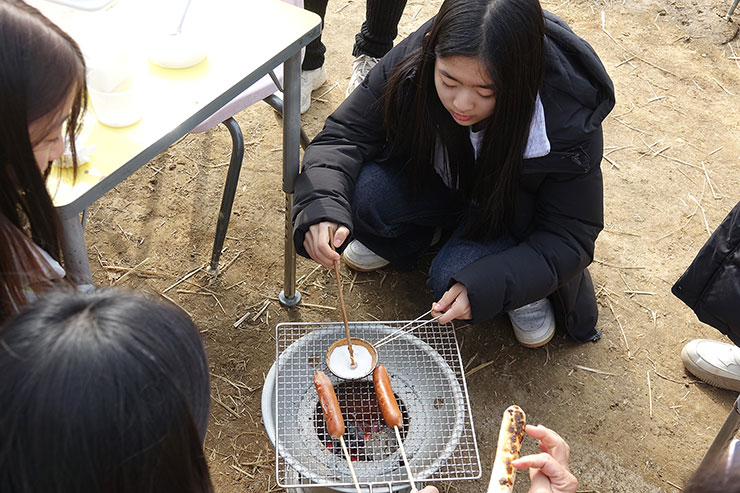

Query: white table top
[[32, 0, 320, 215]]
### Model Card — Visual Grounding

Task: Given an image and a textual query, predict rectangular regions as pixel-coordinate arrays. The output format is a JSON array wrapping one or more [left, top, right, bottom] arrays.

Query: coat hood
[[541, 11, 615, 143]]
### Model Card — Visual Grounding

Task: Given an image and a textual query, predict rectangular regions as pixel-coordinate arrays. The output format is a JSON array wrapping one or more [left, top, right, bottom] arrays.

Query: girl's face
[[434, 56, 496, 130], [28, 90, 75, 173]]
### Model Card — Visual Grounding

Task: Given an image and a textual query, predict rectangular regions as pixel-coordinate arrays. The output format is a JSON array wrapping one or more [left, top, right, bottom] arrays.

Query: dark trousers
[[302, 0, 408, 70], [351, 161, 515, 300]]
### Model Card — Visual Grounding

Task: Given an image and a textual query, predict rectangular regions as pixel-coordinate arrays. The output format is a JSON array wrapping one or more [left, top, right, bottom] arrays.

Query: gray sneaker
[[345, 55, 379, 97], [681, 339, 740, 391], [507, 298, 556, 348]]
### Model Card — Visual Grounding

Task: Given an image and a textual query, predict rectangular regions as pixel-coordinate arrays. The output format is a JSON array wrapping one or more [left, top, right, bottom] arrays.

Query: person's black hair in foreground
[[0, 289, 214, 493]]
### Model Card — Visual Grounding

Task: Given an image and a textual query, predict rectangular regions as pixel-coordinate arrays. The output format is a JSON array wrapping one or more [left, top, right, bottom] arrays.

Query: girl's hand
[[304, 222, 350, 269], [415, 487, 439, 493], [431, 282, 472, 324], [511, 425, 578, 493]]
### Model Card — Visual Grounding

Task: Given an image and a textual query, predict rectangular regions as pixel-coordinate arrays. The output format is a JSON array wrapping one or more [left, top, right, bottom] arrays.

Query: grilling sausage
[[372, 365, 403, 429], [313, 370, 345, 439], [488, 405, 527, 492]]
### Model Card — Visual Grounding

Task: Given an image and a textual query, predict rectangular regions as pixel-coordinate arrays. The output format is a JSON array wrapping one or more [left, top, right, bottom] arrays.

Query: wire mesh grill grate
[[274, 320, 481, 489]]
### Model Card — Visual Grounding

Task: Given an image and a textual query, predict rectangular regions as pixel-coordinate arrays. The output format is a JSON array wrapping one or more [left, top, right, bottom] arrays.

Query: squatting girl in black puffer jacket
[[293, 0, 615, 346]]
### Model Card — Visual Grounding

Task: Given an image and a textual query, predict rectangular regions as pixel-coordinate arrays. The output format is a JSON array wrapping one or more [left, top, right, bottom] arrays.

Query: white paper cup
[[87, 67, 144, 127]]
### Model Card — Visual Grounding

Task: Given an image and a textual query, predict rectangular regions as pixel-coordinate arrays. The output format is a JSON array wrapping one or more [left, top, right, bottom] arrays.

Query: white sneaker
[[345, 55, 379, 97], [681, 339, 740, 392], [430, 228, 443, 247], [300, 65, 327, 114], [508, 298, 555, 348], [342, 240, 390, 272]]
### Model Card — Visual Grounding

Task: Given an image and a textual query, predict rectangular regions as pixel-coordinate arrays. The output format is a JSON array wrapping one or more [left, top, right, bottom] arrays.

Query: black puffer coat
[[293, 12, 615, 342], [673, 201, 740, 346]]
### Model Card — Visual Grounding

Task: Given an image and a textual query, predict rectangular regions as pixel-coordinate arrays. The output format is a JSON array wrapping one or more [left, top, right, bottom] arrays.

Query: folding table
[[35, 0, 320, 306]]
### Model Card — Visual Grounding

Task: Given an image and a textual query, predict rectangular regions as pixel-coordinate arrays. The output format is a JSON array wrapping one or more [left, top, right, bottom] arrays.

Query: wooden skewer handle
[[394, 425, 417, 492], [339, 436, 362, 493], [330, 229, 354, 366]]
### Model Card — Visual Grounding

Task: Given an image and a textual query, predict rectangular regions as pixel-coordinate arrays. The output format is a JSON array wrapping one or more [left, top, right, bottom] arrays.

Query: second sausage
[[373, 365, 403, 429]]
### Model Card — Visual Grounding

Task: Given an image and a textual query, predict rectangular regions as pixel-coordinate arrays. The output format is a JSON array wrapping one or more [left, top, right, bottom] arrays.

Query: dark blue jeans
[[351, 161, 515, 300]]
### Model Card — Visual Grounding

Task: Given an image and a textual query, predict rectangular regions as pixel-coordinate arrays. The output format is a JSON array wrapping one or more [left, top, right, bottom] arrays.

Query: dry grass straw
[[111, 257, 150, 285], [656, 180, 707, 242], [712, 76, 735, 96], [251, 301, 270, 322], [212, 394, 242, 419], [647, 370, 653, 419], [297, 264, 323, 289], [689, 194, 711, 236], [163, 265, 203, 293], [466, 360, 496, 377], [601, 11, 677, 77], [701, 161, 722, 199], [159, 292, 195, 320], [230, 464, 254, 478], [593, 259, 645, 270], [603, 229, 640, 237], [602, 155, 621, 169], [730, 43, 740, 71], [574, 364, 617, 376], [210, 372, 255, 392], [607, 301, 631, 358]]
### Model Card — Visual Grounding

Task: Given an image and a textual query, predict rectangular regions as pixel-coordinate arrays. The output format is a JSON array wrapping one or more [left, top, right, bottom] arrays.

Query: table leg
[[59, 211, 93, 286], [207, 117, 245, 274], [279, 51, 302, 307], [726, 0, 740, 19]]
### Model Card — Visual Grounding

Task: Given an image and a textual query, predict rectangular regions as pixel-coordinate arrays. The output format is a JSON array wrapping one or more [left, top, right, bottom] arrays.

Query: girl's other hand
[[416, 487, 439, 493], [304, 222, 350, 269], [511, 425, 578, 493], [431, 282, 472, 324]]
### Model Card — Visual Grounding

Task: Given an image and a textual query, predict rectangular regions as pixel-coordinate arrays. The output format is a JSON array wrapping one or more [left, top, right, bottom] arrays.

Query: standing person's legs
[[352, 0, 408, 58], [346, 0, 408, 96], [302, 0, 328, 71], [348, 161, 466, 269], [301, 0, 329, 113]]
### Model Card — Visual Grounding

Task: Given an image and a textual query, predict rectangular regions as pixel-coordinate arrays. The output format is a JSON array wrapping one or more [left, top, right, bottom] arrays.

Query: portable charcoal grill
[[271, 320, 482, 491]]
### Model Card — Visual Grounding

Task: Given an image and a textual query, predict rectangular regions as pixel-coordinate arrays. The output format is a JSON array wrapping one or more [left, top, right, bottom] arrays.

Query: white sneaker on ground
[[430, 227, 443, 247], [300, 65, 327, 114], [681, 339, 740, 392], [507, 298, 556, 348], [342, 240, 390, 272], [345, 55, 379, 97]]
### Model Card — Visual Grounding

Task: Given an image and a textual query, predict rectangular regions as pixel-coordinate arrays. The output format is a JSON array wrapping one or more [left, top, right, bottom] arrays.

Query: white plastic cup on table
[[87, 48, 144, 127]]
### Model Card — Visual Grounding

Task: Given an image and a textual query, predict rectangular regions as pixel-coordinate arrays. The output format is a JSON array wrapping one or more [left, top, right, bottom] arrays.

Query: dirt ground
[[80, 0, 740, 491]]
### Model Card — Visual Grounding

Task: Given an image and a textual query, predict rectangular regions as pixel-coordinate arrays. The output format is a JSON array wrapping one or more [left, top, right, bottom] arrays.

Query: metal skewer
[[393, 425, 417, 492], [338, 436, 362, 493], [374, 311, 442, 348]]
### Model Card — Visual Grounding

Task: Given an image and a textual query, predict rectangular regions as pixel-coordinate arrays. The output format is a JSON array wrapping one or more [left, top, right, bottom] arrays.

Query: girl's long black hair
[[0, 289, 214, 493], [383, 0, 545, 239], [0, 0, 87, 320]]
